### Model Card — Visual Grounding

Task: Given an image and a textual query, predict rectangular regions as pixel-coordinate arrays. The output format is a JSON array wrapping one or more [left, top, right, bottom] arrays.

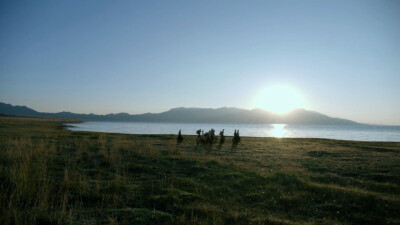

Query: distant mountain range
[[0, 102, 358, 125]]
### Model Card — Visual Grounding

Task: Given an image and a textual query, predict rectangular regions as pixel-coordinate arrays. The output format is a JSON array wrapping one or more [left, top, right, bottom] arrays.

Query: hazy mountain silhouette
[[0, 102, 357, 125]]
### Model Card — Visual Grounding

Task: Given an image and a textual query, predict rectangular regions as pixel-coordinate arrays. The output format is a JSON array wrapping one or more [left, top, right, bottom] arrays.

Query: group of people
[[196, 129, 217, 144], [177, 129, 240, 145], [232, 129, 241, 144]]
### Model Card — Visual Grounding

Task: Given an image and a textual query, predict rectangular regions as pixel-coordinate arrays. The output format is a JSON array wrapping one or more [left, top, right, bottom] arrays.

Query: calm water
[[65, 121, 400, 142]]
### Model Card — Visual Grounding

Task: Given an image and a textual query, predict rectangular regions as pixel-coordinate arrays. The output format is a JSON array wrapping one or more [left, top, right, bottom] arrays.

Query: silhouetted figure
[[219, 129, 225, 144], [196, 128, 220, 145], [203, 131, 207, 142], [232, 129, 240, 144], [196, 129, 202, 145], [177, 129, 183, 143], [211, 129, 218, 143], [209, 128, 216, 143]]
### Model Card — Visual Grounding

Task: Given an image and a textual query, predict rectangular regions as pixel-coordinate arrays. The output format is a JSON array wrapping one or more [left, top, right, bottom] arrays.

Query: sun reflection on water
[[270, 124, 287, 138]]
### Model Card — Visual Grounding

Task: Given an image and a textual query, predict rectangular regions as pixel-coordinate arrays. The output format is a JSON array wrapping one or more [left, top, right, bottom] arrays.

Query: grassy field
[[0, 116, 399, 225]]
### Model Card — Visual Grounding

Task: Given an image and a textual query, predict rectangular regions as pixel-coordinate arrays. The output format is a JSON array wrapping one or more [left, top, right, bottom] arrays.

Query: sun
[[253, 85, 305, 114]]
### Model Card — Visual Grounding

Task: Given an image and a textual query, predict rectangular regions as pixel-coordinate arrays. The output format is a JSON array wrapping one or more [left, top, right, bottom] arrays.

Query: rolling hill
[[0, 102, 357, 125]]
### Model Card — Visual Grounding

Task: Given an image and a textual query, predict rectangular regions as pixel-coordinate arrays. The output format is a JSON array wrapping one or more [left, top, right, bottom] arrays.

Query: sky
[[1, 0, 399, 125]]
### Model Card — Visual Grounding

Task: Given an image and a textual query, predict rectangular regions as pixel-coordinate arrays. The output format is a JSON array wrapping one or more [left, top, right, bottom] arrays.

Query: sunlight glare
[[269, 124, 287, 138], [254, 85, 305, 114]]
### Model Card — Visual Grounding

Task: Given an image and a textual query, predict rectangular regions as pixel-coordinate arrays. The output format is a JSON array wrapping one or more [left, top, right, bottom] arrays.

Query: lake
[[65, 121, 400, 142]]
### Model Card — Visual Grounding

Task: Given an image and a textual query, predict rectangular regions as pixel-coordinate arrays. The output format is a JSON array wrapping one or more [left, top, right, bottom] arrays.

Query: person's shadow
[[216, 142, 223, 151], [231, 141, 238, 150]]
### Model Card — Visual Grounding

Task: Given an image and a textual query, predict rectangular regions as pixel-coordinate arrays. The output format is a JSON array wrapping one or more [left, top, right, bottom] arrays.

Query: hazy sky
[[1, 0, 399, 125]]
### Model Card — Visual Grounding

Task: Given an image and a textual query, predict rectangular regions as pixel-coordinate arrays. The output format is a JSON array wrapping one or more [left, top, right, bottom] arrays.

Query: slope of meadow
[[0, 117, 399, 225]]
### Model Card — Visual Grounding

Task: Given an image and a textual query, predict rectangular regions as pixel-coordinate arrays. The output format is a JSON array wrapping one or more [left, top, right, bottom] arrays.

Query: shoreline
[[1, 116, 399, 224], [63, 121, 400, 143]]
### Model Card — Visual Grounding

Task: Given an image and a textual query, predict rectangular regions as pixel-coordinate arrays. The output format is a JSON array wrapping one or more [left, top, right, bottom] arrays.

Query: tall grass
[[1, 137, 56, 224], [0, 117, 399, 224], [0, 133, 131, 224]]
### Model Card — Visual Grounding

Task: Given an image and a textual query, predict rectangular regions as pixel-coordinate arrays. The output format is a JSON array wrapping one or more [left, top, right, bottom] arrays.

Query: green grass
[[0, 116, 399, 224]]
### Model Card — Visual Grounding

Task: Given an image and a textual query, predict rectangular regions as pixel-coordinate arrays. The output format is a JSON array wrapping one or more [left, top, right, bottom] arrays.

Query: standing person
[[233, 129, 240, 144], [177, 129, 183, 143], [196, 129, 201, 145], [219, 129, 225, 144]]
